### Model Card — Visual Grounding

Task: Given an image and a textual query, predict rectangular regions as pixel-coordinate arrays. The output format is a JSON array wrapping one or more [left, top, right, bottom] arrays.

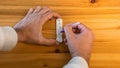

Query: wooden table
[[0, 0, 120, 68]]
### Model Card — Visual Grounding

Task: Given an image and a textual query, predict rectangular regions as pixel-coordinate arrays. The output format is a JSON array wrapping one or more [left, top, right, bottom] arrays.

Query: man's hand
[[14, 6, 60, 45], [64, 22, 94, 62]]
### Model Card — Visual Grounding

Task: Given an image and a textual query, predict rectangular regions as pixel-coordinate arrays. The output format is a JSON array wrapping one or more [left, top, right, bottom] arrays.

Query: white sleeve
[[0, 26, 17, 51], [63, 57, 89, 68]]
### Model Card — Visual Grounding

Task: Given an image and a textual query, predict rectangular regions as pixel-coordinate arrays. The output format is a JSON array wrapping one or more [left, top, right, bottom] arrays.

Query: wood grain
[[0, 0, 120, 68]]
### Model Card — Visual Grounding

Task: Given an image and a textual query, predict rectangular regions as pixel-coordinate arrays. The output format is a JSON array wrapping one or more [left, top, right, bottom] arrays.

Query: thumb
[[40, 37, 58, 45], [64, 24, 75, 40]]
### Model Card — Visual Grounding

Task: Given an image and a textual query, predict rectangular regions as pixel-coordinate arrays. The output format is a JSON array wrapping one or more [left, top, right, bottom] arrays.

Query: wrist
[[14, 28, 26, 42], [71, 51, 90, 63]]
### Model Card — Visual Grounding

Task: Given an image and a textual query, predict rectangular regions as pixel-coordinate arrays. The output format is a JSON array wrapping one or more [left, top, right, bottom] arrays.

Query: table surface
[[0, 0, 120, 68]]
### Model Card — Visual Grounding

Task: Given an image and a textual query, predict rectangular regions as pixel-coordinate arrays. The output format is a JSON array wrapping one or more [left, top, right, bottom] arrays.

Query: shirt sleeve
[[0, 26, 18, 51], [63, 56, 89, 68]]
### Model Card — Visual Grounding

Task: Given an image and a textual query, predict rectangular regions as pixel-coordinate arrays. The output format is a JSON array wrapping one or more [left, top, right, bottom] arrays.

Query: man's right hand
[[64, 22, 94, 63]]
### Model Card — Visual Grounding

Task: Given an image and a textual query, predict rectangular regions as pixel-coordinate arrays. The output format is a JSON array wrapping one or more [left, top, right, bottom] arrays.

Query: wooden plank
[[1, 6, 120, 15], [0, 53, 120, 68], [0, 0, 120, 7], [0, 0, 120, 68], [0, 54, 70, 68]]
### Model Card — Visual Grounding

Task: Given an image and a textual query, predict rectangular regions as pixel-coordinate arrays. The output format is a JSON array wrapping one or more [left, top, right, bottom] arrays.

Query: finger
[[26, 8, 34, 15], [64, 24, 75, 35], [72, 22, 80, 28], [77, 24, 90, 34], [72, 28, 77, 33], [61, 26, 78, 33], [64, 24, 75, 39], [61, 27, 78, 33], [39, 7, 51, 15], [33, 6, 42, 13], [41, 12, 61, 25], [40, 38, 58, 45], [71, 22, 81, 33], [43, 11, 61, 18]]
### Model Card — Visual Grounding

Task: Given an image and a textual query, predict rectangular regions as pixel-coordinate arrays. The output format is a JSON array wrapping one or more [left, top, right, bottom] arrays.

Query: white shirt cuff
[[63, 56, 89, 68], [0, 26, 17, 51]]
